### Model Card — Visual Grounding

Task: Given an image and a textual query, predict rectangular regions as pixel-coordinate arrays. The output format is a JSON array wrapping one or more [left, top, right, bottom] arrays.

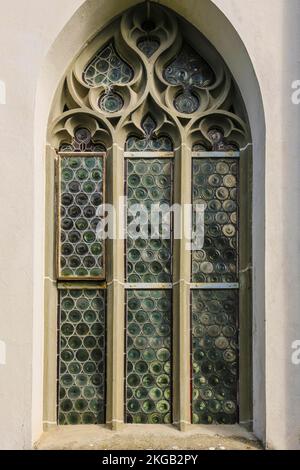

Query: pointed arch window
[[49, 2, 251, 429]]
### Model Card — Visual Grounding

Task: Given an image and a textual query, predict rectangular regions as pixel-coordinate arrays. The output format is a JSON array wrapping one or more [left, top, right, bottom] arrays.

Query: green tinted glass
[[126, 116, 173, 151], [83, 43, 133, 88], [59, 156, 105, 279], [192, 158, 238, 283], [191, 289, 238, 424], [126, 159, 173, 283], [126, 290, 172, 424], [137, 37, 160, 58], [163, 45, 214, 115], [126, 136, 173, 152]]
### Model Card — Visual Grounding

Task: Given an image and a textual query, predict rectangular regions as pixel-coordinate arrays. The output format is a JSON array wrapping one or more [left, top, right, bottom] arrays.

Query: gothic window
[[49, 2, 250, 427]]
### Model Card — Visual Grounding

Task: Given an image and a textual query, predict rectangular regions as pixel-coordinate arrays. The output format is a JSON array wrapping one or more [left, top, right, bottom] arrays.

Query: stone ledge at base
[[35, 424, 262, 450]]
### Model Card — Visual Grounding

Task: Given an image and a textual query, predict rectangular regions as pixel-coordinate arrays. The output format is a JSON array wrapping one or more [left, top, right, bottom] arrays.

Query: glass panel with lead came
[[125, 290, 172, 424], [58, 289, 106, 425], [58, 155, 105, 280], [126, 158, 173, 283], [192, 158, 239, 283]]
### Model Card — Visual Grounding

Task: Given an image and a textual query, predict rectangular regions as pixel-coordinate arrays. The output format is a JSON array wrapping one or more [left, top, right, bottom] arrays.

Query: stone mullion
[[173, 143, 192, 431], [43, 145, 59, 430], [106, 143, 125, 430], [238, 145, 252, 428]]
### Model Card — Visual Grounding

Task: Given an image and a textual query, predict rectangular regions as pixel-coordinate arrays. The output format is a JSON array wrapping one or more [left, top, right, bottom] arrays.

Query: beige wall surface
[[0, 0, 299, 450]]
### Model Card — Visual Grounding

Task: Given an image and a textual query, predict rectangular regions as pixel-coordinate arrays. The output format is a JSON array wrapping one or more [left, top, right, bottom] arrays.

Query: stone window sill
[[35, 424, 261, 450]]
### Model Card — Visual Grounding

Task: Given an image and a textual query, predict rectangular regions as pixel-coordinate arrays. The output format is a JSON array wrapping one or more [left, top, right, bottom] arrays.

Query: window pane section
[[83, 42, 133, 88], [126, 136, 173, 152], [58, 155, 105, 280], [191, 289, 238, 424], [192, 158, 238, 283], [125, 290, 172, 424], [126, 159, 173, 283], [58, 289, 106, 425], [126, 115, 173, 151]]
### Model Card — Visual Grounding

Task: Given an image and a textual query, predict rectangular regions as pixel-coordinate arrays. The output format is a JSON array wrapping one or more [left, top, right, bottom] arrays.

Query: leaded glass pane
[[60, 128, 106, 153], [192, 158, 239, 283], [58, 155, 105, 280], [137, 18, 160, 58], [83, 43, 133, 87], [58, 289, 106, 425], [163, 45, 214, 114], [164, 46, 214, 88], [126, 159, 173, 283], [191, 289, 238, 424], [126, 135, 173, 152], [126, 115, 173, 152], [137, 37, 160, 58], [125, 290, 172, 424], [99, 90, 123, 113]]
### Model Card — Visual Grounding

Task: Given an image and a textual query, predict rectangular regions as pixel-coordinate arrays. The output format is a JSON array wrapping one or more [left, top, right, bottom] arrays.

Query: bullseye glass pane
[[126, 159, 173, 283], [83, 43, 133, 88], [58, 289, 106, 425], [58, 155, 105, 279], [126, 136, 173, 152], [191, 289, 238, 424], [163, 45, 214, 115], [192, 158, 239, 283], [126, 116, 173, 151], [125, 290, 172, 424]]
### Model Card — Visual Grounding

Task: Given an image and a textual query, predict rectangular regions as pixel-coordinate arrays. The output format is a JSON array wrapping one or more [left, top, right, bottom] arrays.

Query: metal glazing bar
[[125, 283, 173, 290], [124, 151, 174, 159], [57, 151, 106, 157], [191, 151, 240, 158], [190, 282, 239, 290]]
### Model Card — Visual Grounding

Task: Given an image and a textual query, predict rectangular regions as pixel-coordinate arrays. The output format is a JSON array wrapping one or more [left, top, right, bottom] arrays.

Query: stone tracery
[[50, 2, 248, 149]]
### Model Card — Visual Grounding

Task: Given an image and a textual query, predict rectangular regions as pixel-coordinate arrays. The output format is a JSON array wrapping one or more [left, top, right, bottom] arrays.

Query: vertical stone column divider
[[43, 145, 59, 430], [106, 142, 125, 430], [173, 142, 192, 431], [238, 144, 253, 428]]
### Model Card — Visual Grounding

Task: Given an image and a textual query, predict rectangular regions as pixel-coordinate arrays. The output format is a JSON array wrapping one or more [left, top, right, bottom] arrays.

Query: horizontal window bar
[[57, 151, 106, 157], [57, 281, 107, 290], [190, 282, 239, 290], [124, 151, 174, 159], [125, 282, 239, 290], [57, 282, 238, 290], [191, 151, 240, 158], [125, 283, 173, 289]]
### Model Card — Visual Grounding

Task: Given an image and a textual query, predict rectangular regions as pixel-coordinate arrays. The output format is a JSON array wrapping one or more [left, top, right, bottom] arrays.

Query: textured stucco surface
[[0, 0, 299, 450]]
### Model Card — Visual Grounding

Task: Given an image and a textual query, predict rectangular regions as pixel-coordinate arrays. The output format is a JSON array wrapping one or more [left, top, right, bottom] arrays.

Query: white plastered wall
[[0, 0, 299, 450]]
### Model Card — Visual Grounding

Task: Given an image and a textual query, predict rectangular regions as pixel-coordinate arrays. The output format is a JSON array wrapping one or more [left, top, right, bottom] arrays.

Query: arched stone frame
[[33, 0, 264, 440]]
